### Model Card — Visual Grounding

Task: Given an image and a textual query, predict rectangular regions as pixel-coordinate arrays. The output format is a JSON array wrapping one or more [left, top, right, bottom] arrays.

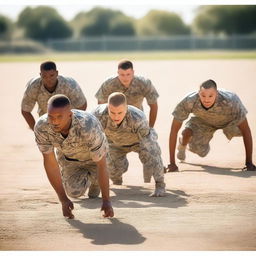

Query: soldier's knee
[[189, 144, 210, 157], [66, 189, 84, 198]]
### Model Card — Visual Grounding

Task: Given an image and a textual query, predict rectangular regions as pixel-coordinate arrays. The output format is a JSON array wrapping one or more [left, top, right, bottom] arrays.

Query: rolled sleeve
[[230, 94, 248, 126], [21, 80, 38, 112], [144, 79, 159, 105], [95, 87, 104, 102], [68, 79, 87, 108], [172, 97, 192, 122], [34, 121, 54, 154]]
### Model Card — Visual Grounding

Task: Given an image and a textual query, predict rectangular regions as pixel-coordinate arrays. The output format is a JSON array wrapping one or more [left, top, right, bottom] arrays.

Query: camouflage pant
[[57, 153, 98, 198], [107, 141, 165, 184], [185, 116, 242, 157]]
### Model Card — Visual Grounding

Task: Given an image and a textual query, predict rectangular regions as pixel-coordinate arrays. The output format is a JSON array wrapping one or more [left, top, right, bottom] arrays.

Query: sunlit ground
[[1, 50, 256, 62]]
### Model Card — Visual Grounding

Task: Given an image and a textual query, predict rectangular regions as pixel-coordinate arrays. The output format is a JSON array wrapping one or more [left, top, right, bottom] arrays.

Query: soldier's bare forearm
[[96, 157, 110, 201], [169, 118, 182, 164], [149, 103, 158, 128], [238, 119, 254, 164], [43, 153, 69, 202], [21, 110, 35, 130]]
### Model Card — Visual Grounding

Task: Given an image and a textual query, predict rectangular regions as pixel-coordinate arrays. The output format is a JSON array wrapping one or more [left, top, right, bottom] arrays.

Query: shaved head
[[48, 94, 71, 110], [108, 92, 127, 107]]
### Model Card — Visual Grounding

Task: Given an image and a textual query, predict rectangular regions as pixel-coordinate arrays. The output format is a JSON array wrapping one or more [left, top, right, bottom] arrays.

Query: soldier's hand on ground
[[150, 187, 165, 197], [101, 200, 114, 218], [243, 162, 256, 171], [167, 163, 179, 172], [61, 199, 74, 219]]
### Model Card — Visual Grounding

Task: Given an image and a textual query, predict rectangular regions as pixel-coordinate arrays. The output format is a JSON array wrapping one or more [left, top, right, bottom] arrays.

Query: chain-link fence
[[46, 35, 256, 52]]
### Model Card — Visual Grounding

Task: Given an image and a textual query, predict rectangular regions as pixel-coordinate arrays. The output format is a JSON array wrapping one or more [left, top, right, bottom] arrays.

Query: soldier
[[92, 92, 166, 197], [21, 61, 87, 130], [167, 79, 256, 172], [34, 94, 114, 219], [95, 60, 159, 128]]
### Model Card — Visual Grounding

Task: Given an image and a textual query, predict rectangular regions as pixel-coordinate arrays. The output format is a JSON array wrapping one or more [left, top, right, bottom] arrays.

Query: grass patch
[[1, 50, 256, 62]]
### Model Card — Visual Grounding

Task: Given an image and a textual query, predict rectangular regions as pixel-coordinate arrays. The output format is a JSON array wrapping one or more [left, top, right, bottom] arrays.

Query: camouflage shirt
[[34, 110, 107, 162], [95, 75, 159, 110], [21, 75, 87, 116], [172, 89, 248, 128], [92, 104, 151, 146]]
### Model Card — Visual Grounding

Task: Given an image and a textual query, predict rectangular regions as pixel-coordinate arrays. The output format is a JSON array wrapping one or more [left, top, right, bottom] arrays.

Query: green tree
[[17, 6, 72, 41], [109, 15, 135, 36], [0, 14, 13, 40], [137, 10, 190, 36], [193, 6, 256, 35], [77, 7, 135, 37]]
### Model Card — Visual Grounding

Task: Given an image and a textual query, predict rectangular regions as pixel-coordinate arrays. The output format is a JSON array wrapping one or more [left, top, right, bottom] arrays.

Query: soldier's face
[[48, 106, 72, 133], [40, 69, 58, 90], [199, 87, 217, 108], [118, 68, 134, 87], [108, 103, 127, 125]]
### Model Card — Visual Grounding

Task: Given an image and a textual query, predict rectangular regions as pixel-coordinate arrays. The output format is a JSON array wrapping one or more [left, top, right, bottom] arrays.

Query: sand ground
[[0, 60, 256, 250]]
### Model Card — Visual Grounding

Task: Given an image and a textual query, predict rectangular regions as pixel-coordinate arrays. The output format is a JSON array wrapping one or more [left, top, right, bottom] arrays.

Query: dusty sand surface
[[0, 60, 256, 251]]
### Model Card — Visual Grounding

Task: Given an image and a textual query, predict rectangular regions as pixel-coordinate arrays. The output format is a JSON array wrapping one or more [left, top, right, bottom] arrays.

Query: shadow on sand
[[181, 162, 256, 178], [75, 185, 189, 210], [66, 218, 146, 245]]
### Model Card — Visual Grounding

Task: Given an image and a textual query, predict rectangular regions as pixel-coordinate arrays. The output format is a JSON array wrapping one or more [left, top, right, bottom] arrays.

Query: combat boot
[[177, 138, 186, 161]]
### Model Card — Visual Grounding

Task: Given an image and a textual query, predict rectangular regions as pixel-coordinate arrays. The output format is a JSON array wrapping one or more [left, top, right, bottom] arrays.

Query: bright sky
[[0, 0, 256, 24]]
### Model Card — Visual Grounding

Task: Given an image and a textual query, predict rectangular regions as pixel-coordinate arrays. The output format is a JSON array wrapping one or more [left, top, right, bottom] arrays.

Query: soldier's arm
[[238, 118, 256, 171], [148, 102, 158, 128], [21, 110, 36, 130], [21, 81, 38, 130], [42, 152, 74, 218], [66, 77, 87, 111], [96, 155, 114, 217], [95, 80, 111, 105], [168, 118, 183, 172]]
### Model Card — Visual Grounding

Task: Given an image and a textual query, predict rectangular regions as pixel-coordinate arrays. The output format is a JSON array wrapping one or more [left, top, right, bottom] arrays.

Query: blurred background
[[1, 2, 256, 54]]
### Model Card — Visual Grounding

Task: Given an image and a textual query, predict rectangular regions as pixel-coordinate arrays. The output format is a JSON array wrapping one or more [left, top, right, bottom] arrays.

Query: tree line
[[1, 5, 256, 42]]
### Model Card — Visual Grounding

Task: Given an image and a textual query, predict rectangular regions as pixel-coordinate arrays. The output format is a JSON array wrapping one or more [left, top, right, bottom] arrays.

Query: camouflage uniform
[[172, 89, 248, 157], [34, 110, 108, 198], [21, 75, 87, 116], [95, 76, 159, 110], [92, 104, 165, 187]]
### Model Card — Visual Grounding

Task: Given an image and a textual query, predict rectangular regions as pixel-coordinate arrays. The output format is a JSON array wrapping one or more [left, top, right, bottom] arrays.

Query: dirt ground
[[0, 60, 256, 251]]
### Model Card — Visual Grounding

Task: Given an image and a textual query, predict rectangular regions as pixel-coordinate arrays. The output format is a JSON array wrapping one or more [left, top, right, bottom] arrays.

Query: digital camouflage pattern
[[172, 89, 248, 156], [34, 110, 107, 198], [92, 104, 165, 186], [21, 75, 87, 116], [95, 76, 159, 110]]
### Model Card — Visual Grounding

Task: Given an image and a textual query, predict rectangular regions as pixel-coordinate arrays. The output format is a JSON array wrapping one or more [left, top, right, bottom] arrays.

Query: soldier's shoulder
[[26, 77, 41, 89], [102, 76, 118, 86], [73, 109, 101, 131], [93, 104, 108, 116], [128, 105, 146, 120], [58, 76, 79, 89], [134, 75, 151, 85], [218, 88, 235, 97], [35, 114, 49, 131], [180, 91, 198, 103], [218, 88, 241, 105], [218, 89, 239, 103]]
